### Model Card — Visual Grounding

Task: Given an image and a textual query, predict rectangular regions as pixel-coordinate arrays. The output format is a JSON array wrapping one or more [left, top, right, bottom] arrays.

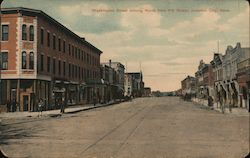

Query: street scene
[[0, 97, 249, 158], [0, 0, 250, 157]]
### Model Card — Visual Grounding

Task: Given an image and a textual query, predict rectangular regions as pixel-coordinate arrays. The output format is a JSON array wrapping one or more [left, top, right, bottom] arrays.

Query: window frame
[[1, 25, 9, 41]]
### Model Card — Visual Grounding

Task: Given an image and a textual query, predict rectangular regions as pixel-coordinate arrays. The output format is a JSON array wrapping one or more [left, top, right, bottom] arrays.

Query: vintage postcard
[[0, 0, 249, 157]]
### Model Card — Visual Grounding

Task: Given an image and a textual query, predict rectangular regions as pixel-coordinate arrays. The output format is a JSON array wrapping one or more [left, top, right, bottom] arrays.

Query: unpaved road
[[0, 97, 249, 158]]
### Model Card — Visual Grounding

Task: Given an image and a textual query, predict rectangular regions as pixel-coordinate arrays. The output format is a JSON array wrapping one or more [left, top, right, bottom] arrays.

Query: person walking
[[38, 99, 43, 117]]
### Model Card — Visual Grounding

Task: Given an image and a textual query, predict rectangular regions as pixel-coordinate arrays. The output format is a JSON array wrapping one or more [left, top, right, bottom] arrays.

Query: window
[[68, 44, 71, 55], [22, 51, 27, 69], [53, 58, 56, 74], [72, 65, 74, 78], [53, 35, 56, 50], [78, 66, 80, 79], [29, 52, 34, 69], [40, 54, 44, 71], [58, 38, 61, 51], [72, 46, 74, 57], [81, 51, 83, 61], [78, 49, 80, 60], [40, 28, 44, 44], [58, 60, 61, 75], [75, 48, 77, 59], [22, 25, 27, 40], [75, 65, 77, 78], [47, 32, 50, 47], [29, 25, 34, 41], [69, 63, 71, 77], [2, 25, 9, 41], [63, 61, 66, 76], [63, 41, 66, 53], [0, 52, 8, 70], [47, 56, 51, 72]]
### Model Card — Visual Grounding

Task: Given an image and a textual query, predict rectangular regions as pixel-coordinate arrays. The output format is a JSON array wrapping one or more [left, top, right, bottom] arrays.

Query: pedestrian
[[60, 98, 65, 113], [38, 99, 43, 117]]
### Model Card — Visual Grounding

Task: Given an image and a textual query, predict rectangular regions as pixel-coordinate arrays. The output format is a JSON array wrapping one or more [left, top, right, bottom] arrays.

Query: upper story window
[[22, 24, 27, 40], [47, 32, 50, 47], [63, 61, 66, 76], [29, 25, 34, 41], [22, 51, 27, 69], [53, 58, 56, 74], [63, 40, 66, 53], [2, 25, 9, 41], [58, 60, 61, 75], [0, 52, 8, 70], [47, 56, 51, 72], [40, 54, 44, 71], [40, 28, 44, 44], [53, 35, 56, 50], [29, 52, 34, 69], [68, 44, 71, 55], [58, 38, 61, 51]]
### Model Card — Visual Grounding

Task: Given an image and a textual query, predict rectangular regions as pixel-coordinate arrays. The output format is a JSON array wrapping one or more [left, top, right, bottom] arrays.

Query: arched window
[[29, 52, 34, 69], [29, 25, 34, 41], [22, 24, 27, 40], [22, 51, 27, 69]]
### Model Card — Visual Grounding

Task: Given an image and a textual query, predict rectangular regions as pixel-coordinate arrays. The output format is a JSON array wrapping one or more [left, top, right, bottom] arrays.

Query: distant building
[[210, 53, 224, 103], [143, 87, 151, 97], [101, 60, 125, 101], [124, 72, 144, 97], [181, 75, 197, 96], [195, 60, 214, 99]]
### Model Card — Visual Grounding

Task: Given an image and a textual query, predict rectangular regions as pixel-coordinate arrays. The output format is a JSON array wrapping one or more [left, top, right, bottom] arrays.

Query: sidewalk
[[0, 100, 119, 119], [191, 98, 249, 116]]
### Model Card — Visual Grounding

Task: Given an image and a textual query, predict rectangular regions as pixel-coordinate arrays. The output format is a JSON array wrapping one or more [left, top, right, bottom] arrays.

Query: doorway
[[23, 95, 29, 111]]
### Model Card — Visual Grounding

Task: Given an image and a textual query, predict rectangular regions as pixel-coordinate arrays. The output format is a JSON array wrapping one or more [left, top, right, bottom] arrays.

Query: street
[[0, 97, 249, 158]]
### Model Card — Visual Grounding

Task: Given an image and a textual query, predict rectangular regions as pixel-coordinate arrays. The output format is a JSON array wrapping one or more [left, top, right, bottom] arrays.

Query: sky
[[2, 0, 249, 91]]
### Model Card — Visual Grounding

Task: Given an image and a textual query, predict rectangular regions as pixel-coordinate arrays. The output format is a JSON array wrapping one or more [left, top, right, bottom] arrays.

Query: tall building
[[0, 7, 102, 112], [101, 60, 125, 100], [124, 72, 144, 97]]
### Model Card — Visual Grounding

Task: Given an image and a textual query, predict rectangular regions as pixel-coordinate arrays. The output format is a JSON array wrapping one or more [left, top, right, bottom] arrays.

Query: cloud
[[120, 4, 162, 29], [59, 3, 111, 18]]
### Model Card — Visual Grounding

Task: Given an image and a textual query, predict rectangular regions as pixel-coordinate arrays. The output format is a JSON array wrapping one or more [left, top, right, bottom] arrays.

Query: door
[[23, 95, 29, 111]]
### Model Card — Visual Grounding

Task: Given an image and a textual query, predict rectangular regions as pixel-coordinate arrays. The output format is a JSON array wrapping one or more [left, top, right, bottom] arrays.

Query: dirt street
[[0, 97, 249, 158]]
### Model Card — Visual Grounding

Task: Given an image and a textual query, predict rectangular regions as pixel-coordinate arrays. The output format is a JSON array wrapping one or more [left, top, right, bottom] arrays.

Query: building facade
[[236, 47, 250, 110], [0, 7, 102, 112], [195, 60, 214, 99], [181, 75, 197, 96], [124, 72, 144, 97]]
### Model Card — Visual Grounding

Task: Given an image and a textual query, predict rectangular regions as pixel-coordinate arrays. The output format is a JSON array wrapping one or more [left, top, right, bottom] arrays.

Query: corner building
[[0, 7, 102, 112]]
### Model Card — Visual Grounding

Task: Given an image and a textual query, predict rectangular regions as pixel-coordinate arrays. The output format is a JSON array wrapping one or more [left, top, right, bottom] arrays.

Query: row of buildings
[[181, 42, 250, 111], [0, 7, 150, 112]]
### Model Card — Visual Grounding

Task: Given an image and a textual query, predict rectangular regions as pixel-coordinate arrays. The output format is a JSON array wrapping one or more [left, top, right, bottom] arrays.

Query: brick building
[[195, 60, 214, 99], [0, 7, 102, 112], [181, 75, 197, 96]]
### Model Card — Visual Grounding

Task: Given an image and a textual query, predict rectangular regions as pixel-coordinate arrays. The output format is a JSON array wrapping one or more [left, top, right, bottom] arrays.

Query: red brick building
[[0, 7, 102, 112]]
